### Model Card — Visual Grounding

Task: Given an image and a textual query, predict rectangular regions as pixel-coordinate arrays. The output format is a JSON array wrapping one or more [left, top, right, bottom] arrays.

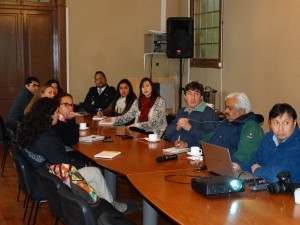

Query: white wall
[[67, 0, 300, 131], [66, 0, 180, 103], [190, 0, 300, 131]]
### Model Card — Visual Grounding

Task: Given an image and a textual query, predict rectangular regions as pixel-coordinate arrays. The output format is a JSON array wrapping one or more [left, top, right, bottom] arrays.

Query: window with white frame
[[190, 0, 222, 68]]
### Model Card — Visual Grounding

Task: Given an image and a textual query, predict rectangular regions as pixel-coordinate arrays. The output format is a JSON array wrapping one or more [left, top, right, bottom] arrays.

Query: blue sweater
[[164, 103, 218, 147], [241, 128, 300, 183]]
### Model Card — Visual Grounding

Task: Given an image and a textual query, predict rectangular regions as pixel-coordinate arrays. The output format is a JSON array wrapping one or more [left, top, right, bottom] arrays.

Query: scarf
[[140, 96, 151, 122], [115, 97, 126, 114]]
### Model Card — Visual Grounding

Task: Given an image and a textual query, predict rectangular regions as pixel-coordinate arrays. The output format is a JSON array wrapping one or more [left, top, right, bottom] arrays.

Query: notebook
[[79, 135, 105, 143], [94, 151, 121, 159], [201, 142, 261, 181]]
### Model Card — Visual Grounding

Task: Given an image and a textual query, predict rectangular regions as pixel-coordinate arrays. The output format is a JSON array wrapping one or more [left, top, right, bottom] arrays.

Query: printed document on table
[[163, 147, 189, 154], [79, 135, 105, 143], [92, 116, 105, 121]]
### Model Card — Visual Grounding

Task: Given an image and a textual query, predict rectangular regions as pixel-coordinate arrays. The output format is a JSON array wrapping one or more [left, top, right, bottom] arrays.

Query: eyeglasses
[[60, 103, 74, 108], [28, 83, 40, 88], [94, 77, 105, 81]]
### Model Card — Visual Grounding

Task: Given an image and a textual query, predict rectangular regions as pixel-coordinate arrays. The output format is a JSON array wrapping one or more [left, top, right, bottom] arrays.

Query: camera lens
[[267, 183, 280, 194]]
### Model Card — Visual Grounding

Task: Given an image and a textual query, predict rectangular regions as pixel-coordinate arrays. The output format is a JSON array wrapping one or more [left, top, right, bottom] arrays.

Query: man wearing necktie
[[83, 71, 116, 114], [98, 87, 102, 96]]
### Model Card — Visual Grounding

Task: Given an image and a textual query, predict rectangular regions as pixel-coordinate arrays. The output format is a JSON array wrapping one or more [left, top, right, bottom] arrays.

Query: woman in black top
[[18, 98, 130, 215]]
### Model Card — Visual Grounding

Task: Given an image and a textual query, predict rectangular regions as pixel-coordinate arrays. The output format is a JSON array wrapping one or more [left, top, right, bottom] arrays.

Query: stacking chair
[[37, 168, 66, 225], [6, 128, 24, 201], [12, 150, 47, 225], [57, 185, 97, 225], [0, 115, 11, 176]]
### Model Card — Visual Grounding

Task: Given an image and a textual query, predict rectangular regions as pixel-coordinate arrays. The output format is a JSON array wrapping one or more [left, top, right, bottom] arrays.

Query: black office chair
[[12, 150, 47, 225], [57, 185, 97, 225], [38, 168, 66, 225], [255, 113, 264, 125], [0, 115, 11, 176], [5, 128, 24, 201]]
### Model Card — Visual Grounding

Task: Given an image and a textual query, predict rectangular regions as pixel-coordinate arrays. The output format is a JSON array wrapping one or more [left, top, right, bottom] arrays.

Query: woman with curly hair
[[106, 77, 167, 136], [18, 97, 129, 214]]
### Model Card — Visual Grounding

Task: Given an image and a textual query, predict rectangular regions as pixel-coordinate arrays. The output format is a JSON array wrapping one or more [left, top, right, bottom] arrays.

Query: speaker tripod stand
[[178, 58, 184, 109]]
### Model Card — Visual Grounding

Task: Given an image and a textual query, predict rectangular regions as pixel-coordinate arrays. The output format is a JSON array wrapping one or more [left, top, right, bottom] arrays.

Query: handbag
[[49, 164, 100, 207]]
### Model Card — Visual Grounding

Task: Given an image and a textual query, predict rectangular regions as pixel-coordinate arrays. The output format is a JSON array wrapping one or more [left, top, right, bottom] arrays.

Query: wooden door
[[0, 9, 23, 120], [0, 0, 66, 121], [23, 10, 54, 85]]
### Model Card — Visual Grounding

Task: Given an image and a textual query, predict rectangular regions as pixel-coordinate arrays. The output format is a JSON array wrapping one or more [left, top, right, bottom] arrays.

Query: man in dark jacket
[[234, 103, 300, 183], [54, 92, 92, 169], [164, 81, 219, 147], [54, 92, 79, 147], [7, 76, 40, 134], [202, 92, 264, 164], [83, 71, 116, 114]]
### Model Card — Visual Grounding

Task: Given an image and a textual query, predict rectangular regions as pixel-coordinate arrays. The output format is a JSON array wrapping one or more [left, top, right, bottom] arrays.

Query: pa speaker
[[167, 17, 194, 58]]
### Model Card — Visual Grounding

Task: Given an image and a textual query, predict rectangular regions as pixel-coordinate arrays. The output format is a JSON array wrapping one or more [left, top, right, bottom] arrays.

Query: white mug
[[148, 133, 158, 141], [190, 146, 202, 155], [79, 123, 87, 130], [295, 188, 300, 204]]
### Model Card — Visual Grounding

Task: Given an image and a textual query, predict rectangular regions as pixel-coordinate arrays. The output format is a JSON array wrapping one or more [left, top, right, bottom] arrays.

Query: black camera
[[267, 171, 300, 194]]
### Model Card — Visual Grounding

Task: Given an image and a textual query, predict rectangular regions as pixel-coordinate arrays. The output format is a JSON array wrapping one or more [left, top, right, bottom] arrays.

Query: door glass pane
[[213, 28, 219, 43], [193, 0, 221, 66], [213, 44, 218, 59]]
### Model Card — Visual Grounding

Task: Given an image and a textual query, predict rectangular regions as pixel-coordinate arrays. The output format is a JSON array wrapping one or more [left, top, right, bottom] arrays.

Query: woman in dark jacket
[[17, 98, 130, 215]]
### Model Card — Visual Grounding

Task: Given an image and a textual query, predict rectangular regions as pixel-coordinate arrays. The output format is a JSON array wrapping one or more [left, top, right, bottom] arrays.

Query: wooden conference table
[[128, 169, 300, 225], [74, 115, 196, 225], [74, 115, 300, 225], [74, 115, 195, 175]]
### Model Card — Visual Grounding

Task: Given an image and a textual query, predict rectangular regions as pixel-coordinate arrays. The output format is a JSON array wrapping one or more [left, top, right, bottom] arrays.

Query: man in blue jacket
[[233, 103, 300, 183], [164, 81, 219, 147]]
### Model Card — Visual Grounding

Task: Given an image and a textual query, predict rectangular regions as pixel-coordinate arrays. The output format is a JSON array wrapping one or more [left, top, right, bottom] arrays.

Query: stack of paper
[[98, 121, 114, 126], [163, 147, 189, 154], [92, 116, 105, 121], [79, 135, 105, 143], [94, 151, 121, 159], [74, 112, 88, 116]]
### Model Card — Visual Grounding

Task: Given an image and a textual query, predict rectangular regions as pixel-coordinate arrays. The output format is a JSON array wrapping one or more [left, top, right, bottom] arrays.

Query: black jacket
[[54, 118, 79, 146], [83, 85, 116, 114], [7, 87, 33, 133]]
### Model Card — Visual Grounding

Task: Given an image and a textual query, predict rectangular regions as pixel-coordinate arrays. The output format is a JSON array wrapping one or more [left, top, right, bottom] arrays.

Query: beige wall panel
[[67, 0, 300, 131], [191, 0, 300, 131], [67, 0, 162, 103]]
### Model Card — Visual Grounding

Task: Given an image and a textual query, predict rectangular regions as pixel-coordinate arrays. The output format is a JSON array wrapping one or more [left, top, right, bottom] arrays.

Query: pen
[[177, 135, 180, 148]]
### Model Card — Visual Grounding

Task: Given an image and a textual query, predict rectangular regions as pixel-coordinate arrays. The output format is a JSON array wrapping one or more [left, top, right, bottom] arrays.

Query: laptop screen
[[201, 142, 236, 177], [201, 141, 261, 181]]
